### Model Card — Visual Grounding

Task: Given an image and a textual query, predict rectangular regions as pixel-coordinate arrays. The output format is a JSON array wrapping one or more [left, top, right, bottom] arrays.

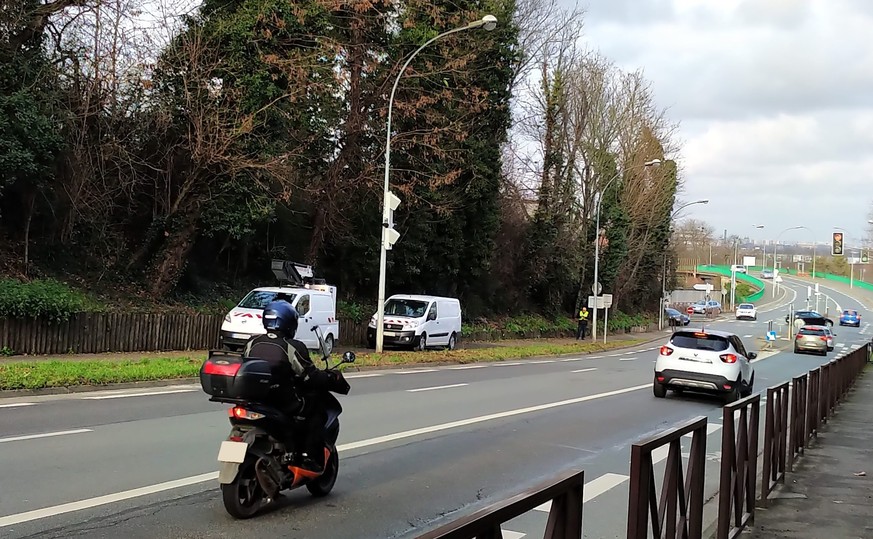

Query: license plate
[[679, 356, 711, 363], [231, 333, 250, 340], [384, 331, 397, 337], [217, 440, 248, 463]]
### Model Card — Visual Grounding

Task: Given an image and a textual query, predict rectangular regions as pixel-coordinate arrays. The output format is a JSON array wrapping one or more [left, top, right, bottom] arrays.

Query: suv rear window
[[738, 304, 754, 309], [799, 328, 826, 336], [670, 332, 730, 352]]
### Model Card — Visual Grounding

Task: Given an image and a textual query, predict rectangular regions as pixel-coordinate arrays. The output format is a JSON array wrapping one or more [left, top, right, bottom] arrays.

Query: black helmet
[[262, 300, 299, 337]]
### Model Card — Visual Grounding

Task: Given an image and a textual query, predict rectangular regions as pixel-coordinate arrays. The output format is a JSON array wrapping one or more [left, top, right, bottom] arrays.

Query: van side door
[[424, 301, 447, 345], [293, 294, 317, 349]]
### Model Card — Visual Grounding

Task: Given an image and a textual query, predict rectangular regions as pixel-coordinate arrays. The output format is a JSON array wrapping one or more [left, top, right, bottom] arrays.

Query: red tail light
[[720, 353, 737, 364], [795, 334, 803, 339], [820, 337, 828, 342], [660, 346, 674, 356], [204, 361, 241, 376]]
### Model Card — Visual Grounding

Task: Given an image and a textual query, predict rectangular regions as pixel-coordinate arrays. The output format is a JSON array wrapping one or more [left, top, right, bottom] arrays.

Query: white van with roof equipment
[[367, 295, 462, 351], [219, 260, 339, 354]]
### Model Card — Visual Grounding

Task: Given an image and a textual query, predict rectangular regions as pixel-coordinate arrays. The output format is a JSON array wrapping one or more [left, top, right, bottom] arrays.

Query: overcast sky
[[577, 0, 873, 247]]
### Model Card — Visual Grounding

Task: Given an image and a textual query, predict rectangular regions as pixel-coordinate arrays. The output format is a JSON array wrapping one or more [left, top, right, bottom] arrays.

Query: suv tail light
[[795, 334, 803, 339], [820, 336, 828, 342], [660, 346, 674, 356], [719, 353, 737, 364]]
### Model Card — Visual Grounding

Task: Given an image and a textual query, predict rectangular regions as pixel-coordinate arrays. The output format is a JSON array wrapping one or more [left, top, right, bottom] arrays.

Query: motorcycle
[[200, 325, 355, 519]]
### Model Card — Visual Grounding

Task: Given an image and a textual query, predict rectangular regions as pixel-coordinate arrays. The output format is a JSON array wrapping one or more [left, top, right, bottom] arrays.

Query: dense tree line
[[0, 0, 681, 317]]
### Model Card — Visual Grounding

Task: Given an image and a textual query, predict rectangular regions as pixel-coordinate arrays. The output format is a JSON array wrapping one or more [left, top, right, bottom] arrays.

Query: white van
[[367, 295, 462, 351], [219, 284, 339, 353]]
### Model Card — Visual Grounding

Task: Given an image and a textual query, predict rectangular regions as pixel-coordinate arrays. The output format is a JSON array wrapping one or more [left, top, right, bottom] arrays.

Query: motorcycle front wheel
[[221, 457, 266, 519], [306, 446, 339, 497]]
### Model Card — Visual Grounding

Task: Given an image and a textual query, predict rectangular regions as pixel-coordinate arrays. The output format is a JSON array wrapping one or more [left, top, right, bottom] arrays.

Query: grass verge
[[0, 339, 641, 391]]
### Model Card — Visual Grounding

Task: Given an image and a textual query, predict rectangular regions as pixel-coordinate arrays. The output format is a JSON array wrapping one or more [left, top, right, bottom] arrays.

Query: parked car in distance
[[367, 295, 462, 351], [691, 300, 722, 314], [786, 310, 834, 327], [665, 308, 690, 326], [654, 329, 756, 403], [793, 325, 829, 356], [839, 309, 861, 327], [735, 303, 757, 320], [730, 264, 747, 274], [761, 269, 774, 279]]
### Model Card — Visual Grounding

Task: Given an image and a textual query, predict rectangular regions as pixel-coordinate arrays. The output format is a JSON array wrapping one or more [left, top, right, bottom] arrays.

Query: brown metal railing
[[760, 382, 789, 504], [717, 393, 760, 539], [819, 362, 832, 424], [788, 374, 807, 472], [415, 469, 584, 539], [627, 416, 707, 539], [805, 368, 821, 444]]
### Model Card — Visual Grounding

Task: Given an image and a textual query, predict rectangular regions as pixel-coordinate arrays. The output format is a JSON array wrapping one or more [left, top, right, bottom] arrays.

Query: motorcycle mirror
[[342, 351, 356, 363]]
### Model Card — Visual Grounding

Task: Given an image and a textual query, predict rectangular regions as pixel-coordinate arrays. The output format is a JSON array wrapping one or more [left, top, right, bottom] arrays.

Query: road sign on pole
[[686, 306, 694, 315], [592, 282, 602, 295]]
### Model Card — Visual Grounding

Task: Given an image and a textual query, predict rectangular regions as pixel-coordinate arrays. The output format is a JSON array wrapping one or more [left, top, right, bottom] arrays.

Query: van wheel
[[415, 334, 427, 352], [447, 333, 457, 351], [323, 334, 335, 356]]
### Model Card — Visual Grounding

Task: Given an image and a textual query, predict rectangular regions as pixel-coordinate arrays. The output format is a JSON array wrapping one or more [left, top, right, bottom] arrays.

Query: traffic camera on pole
[[383, 191, 401, 250], [831, 232, 843, 256]]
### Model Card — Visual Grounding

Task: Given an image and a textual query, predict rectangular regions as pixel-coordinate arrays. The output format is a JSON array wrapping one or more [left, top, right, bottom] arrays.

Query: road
[[0, 277, 870, 539]]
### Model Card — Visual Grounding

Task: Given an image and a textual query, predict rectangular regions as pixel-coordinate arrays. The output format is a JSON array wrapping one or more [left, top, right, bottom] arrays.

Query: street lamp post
[[375, 15, 498, 353], [591, 159, 662, 341], [658, 198, 710, 331], [771, 226, 806, 298]]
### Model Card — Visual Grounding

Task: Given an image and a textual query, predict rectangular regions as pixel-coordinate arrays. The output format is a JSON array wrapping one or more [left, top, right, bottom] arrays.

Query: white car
[[731, 264, 748, 274], [654, 329, 756, 403], [735, 303, 757, 320]]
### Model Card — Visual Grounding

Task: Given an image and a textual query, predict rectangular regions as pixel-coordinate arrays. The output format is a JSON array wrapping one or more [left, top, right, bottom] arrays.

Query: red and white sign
[[686, 306, 694, 315]]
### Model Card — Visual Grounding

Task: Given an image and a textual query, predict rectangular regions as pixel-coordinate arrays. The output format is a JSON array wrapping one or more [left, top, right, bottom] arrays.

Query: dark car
[[786, 310, 833, 327], [839, 310, 861, 327], [665, 308, 690, 326]]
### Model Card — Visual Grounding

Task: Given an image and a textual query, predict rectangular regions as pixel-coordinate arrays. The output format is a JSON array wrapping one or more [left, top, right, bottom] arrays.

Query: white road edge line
[[0, 428, 93, 444], [344, 373, 384, 379], [494, 362, 523, 367], [619, 357, 637, 362], [83, 389, 198, 400], [406, 383, 469, 393], [534, 473, 630, 512], [447, 365, 486, 370], [0, 403, 37, 409], [571, 368, 597, 373], [528, 360, 556, 364], [0, 383, 650, 528], [395, 369, 439, 374]]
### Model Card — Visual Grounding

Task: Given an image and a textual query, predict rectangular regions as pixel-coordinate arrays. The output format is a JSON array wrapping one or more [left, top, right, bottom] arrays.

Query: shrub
[[0, 279, 93, 321]]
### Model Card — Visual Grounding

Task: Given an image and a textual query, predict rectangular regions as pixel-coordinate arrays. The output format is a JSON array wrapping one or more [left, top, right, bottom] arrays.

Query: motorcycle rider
[[243, 300, 335, 474]]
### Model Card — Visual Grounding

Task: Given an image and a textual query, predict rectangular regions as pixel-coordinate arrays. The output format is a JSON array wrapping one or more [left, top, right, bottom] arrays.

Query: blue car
[[839, 310, 861, 327]]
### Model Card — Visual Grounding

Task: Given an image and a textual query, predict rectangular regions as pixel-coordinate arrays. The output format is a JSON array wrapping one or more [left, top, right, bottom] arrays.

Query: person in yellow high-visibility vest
[[576, 307, 590, 340]]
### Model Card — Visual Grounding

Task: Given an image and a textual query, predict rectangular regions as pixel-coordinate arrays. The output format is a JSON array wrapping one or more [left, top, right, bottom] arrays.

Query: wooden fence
[[0, 313, 373, 356], [0, 314, 658, 356]]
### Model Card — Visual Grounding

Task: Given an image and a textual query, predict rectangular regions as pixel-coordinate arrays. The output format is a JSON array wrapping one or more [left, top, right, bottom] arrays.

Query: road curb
[[0, 334, 667, 398]]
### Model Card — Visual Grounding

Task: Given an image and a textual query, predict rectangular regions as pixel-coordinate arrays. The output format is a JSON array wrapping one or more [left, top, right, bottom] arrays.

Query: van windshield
[[385, 299, 429, 318], [238, 291, 297, 309]]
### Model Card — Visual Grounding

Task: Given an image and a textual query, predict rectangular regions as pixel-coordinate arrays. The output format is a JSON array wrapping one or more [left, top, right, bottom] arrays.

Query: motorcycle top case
[[200, 352, 284, 400]]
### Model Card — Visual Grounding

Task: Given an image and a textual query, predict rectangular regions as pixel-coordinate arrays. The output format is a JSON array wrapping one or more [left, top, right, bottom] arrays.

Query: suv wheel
[[653, 377, 667, 398]]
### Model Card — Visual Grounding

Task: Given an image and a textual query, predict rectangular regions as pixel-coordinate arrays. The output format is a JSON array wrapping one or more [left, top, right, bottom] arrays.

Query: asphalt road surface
[[0, 276, 869, 539]]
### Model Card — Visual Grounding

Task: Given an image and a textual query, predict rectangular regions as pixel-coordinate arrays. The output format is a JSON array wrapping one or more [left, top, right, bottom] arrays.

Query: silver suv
[[654, 329, 756, 402]]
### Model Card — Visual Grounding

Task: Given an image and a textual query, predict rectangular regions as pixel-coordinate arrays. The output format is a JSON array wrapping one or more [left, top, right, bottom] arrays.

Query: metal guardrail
[[415, 469, 584, 539], [627, 416, 707, 539], [788, 374, 807, 471], [716, 393, 760, 539], [760, 382, 789, 504]]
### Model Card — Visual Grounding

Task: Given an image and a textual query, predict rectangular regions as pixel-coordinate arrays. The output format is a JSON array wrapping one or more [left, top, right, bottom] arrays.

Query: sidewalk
[[743, 370, 873, 538]]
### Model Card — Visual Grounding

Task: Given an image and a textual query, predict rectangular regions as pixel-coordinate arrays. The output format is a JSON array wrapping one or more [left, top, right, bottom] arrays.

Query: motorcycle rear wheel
[[221, 458, 266, 519], [306, 447, 339, 497]]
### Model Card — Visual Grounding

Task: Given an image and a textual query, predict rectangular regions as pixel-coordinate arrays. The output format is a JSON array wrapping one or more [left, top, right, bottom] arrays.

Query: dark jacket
[[244, 333, 332, 391]]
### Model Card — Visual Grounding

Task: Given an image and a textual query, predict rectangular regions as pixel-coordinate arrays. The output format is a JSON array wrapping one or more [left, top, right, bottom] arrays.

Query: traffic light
[[383, 190, 401, 250], [831, 232, 843, 256]]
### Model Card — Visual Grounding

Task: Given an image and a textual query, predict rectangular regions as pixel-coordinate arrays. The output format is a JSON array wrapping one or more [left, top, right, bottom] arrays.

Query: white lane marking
[[0, 472, 218, 528], [407, 383, 469, 393], [447, 365, 486, 370], [608, 354, 623, 357], [0, 383, 650, 527], [83, 389, 198, 400], [534, 473, 631, 512], [502, 531, 525, 539], [571, 368, 597, 373], [495, 362, 523, 367], [561, 357, 584, 362], [528, 360, 556, 364], [395, 369, 439, 374], [0, 403, 36, 409], [344, 373, 384, 379], [587, 356, 604, 359], [650, 424, 723, 463], [743, 335, 753, 338], [619, 357, 637, 362], [624, 351, 636, 355], [0, 428, 93, 444]]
